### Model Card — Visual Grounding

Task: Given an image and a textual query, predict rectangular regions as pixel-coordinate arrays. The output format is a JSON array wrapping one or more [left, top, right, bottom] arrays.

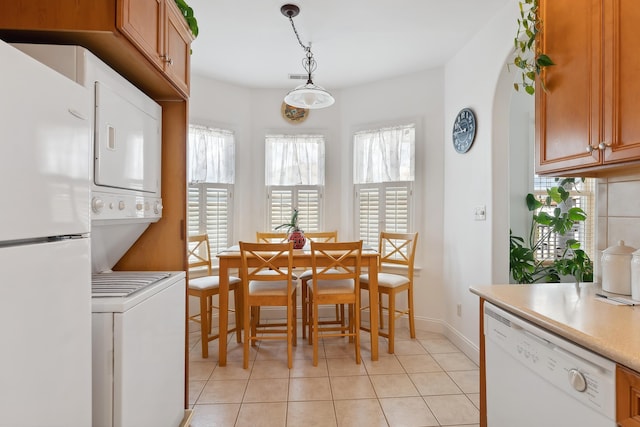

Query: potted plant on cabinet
[[275, 208, 306, 249], [510, 178, 593, 284]]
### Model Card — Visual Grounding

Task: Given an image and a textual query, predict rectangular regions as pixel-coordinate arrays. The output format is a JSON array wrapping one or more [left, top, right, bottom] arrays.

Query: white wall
[[442, 1, 520, 358]]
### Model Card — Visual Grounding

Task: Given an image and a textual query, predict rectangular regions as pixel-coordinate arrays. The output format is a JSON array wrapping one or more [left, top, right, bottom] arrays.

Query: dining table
[[216, 244, 381, 366]]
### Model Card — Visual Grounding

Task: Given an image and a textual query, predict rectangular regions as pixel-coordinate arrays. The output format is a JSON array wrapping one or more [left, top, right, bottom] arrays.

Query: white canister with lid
[[631, 249, 640, 300], [601, 240, 636, 295]]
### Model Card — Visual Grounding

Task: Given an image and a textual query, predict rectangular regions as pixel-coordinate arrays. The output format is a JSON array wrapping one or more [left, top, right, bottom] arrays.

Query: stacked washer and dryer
[[13, 44, 186, 427]]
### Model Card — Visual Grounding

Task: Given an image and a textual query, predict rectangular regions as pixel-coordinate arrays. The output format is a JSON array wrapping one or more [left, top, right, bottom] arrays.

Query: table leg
[[218, 259, 229, 367], [368, 259, 379, 361]]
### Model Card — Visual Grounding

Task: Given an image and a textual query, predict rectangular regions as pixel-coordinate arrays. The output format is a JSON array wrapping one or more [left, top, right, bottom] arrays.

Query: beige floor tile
[[210, 360, 252, 380], [189, 360, 216, 381], [334, 399, 387, 427], [323, 340, 360, 360], [396, 354, 443, 373], [244, 378, 289, 402], [236, 402, 287, 427], [198, 379, 248, 404], [188, 380, 206, 405], [448, 370, 480, 394], [289, 377, 333, 401], [391, 339, 427, 355], [330, 375, 376, 400], [326, 357, 367, 377], [467, 393, 481, 409], [379, 396, 439, 427], [369, 373, 419, 398], [250, 359, 292, 379], [409, 372, 462, 396], [362, 355, 405, 375], [424, 394, 479, 425], [291, 357, 329, 378], [190, 403, 240, 427], [432, 352, 478, 371], [287, 400, 337, 427], [419, 338, 461, 353]]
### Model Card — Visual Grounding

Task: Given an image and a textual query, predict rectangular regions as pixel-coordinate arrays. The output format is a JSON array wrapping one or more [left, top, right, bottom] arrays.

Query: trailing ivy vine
[[174, 0, 199, 38], [512, 0, 554, 94]]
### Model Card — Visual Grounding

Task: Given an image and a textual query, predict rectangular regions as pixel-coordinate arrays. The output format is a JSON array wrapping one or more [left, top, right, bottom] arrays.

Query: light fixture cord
[[287, 15, 317, 83]]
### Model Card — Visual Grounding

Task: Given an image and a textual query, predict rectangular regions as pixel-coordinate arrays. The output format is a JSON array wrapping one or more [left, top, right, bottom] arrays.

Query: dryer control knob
[[92, 197, 105, 214], [154, 201, 163, 214], [568, 369, 587, 392], [118, 201, 125, 210], [136, 202, 143, 211]]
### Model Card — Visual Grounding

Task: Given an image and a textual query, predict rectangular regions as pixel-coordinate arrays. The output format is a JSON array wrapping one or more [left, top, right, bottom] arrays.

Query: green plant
[[174, 0, 198, 38], [512, 0, 554, 94], [510, 178, 593, 284], [275, 208, 301, 234]]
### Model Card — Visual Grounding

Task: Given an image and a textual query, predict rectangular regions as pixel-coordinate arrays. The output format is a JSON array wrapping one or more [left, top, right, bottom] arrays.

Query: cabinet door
[[117, 0, 164, 68], [616, 365, 640, 426], [602, 0, 640, 164], [165, 1, 193, 96], [535, 0, 603, 174]]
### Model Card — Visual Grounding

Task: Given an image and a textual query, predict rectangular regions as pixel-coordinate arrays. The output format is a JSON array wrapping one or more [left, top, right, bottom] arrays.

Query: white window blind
[[354, 124, 415, 247], [532, 176, 595, 261], [187, 125, 235, 257], [265, 135, 325, 232]]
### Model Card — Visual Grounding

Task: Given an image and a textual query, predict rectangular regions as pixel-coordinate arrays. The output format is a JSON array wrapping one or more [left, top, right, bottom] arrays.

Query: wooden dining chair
[[187, 234, 242, 358], [360, 231, 418, 353], [307, 240, 363, 366], [239, 241, 297, 369], [255, 231, 289, 243], [298, 231, 341, 339]]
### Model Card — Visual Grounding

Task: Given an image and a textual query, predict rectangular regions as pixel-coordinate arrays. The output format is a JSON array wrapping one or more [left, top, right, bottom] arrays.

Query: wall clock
[[281, 102, 309, 124], [452, 108, 477, 154]]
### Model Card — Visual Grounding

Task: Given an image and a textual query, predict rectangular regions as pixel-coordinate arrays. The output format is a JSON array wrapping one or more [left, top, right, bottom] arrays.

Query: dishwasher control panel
[[484, 302, 615, 418]]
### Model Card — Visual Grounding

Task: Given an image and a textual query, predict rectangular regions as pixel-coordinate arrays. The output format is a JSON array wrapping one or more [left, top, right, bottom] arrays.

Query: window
[[187, 125, 235, 258], [532, 176, 595, 261], [265, 134, 325, 232], [354, 124, 415, 248]]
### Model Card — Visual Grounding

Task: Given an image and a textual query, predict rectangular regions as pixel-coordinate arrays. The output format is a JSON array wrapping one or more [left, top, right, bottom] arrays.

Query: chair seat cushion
[[189, 275, 241, 291], [308, 279, 354, 294], [249, 280, 291, 296], [359, 272, 409, 289]]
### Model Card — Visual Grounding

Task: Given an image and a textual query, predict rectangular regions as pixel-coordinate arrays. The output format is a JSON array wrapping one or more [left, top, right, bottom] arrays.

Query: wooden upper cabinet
[[117, 0, 192, 96], [536, 0, 640, 176]]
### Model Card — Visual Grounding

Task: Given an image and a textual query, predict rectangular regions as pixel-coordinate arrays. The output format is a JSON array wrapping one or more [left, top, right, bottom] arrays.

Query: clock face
[[452, 108, 477, 154]]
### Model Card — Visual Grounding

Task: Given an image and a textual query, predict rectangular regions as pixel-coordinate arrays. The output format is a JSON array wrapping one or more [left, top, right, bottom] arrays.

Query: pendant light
[[281, 4, 335, 109]]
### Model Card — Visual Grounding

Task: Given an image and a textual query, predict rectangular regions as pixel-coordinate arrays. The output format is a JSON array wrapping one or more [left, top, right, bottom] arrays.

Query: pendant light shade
[[281, 4, 335, 110], [284, 82, 335, 110]]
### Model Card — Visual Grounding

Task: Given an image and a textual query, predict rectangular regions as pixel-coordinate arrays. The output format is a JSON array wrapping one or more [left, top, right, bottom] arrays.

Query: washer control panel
[[91, 191, 162, 221]]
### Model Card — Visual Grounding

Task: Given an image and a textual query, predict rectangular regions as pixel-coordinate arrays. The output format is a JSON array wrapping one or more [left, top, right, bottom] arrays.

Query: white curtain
[[353, 124, 415, 184], [188, 125, 235, 184], [265, 135, 325, 186]]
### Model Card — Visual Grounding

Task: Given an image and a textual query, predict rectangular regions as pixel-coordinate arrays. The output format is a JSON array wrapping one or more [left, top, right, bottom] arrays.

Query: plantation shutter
[[268, 186, 321, 233]]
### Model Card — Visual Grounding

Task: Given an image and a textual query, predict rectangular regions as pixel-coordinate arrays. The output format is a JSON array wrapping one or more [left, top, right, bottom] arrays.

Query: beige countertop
[[470, 282, 640, 372]]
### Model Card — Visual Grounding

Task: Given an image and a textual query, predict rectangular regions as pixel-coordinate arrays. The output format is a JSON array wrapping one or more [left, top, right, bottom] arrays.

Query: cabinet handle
[[586, 145, 599, 153], [598, 141, 612, 150], [160, 54, 174, 65]]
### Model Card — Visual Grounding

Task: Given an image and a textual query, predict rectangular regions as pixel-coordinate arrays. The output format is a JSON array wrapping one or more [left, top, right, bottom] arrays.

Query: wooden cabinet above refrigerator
[[536, 0, 640, 176]]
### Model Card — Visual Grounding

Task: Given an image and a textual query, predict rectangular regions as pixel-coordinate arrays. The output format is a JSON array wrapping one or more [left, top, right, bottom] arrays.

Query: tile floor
[[187, 320, 480, 427]]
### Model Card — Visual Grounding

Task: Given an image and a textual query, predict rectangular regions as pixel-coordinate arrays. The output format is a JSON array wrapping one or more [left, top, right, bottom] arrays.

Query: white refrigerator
[[0, 41, 92, 426]]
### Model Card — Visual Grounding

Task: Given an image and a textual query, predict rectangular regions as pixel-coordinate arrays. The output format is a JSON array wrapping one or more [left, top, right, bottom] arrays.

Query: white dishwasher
[[484, 302, 616, 427]]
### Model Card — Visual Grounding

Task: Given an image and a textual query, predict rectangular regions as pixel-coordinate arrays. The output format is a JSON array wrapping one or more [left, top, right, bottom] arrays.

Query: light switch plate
[[474, 205, 486, 221]]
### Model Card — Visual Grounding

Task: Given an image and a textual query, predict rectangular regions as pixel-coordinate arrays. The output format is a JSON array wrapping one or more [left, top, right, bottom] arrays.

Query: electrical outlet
[[474, 205, 486, 221], [457, 304, 462, 317]]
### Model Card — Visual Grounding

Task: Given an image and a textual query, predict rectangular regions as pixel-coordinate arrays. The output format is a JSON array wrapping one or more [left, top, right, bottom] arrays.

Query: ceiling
[[188, 0, 511, 90]]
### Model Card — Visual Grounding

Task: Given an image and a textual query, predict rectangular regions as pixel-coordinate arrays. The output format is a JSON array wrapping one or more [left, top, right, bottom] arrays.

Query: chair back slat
[[255, 232, 289, 243], [187, 234, 212, 276], [311, 241, 363, 281], [240, 241, 295, 283], [304, 231, 338, 243], [378, 232, 419, 274]]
